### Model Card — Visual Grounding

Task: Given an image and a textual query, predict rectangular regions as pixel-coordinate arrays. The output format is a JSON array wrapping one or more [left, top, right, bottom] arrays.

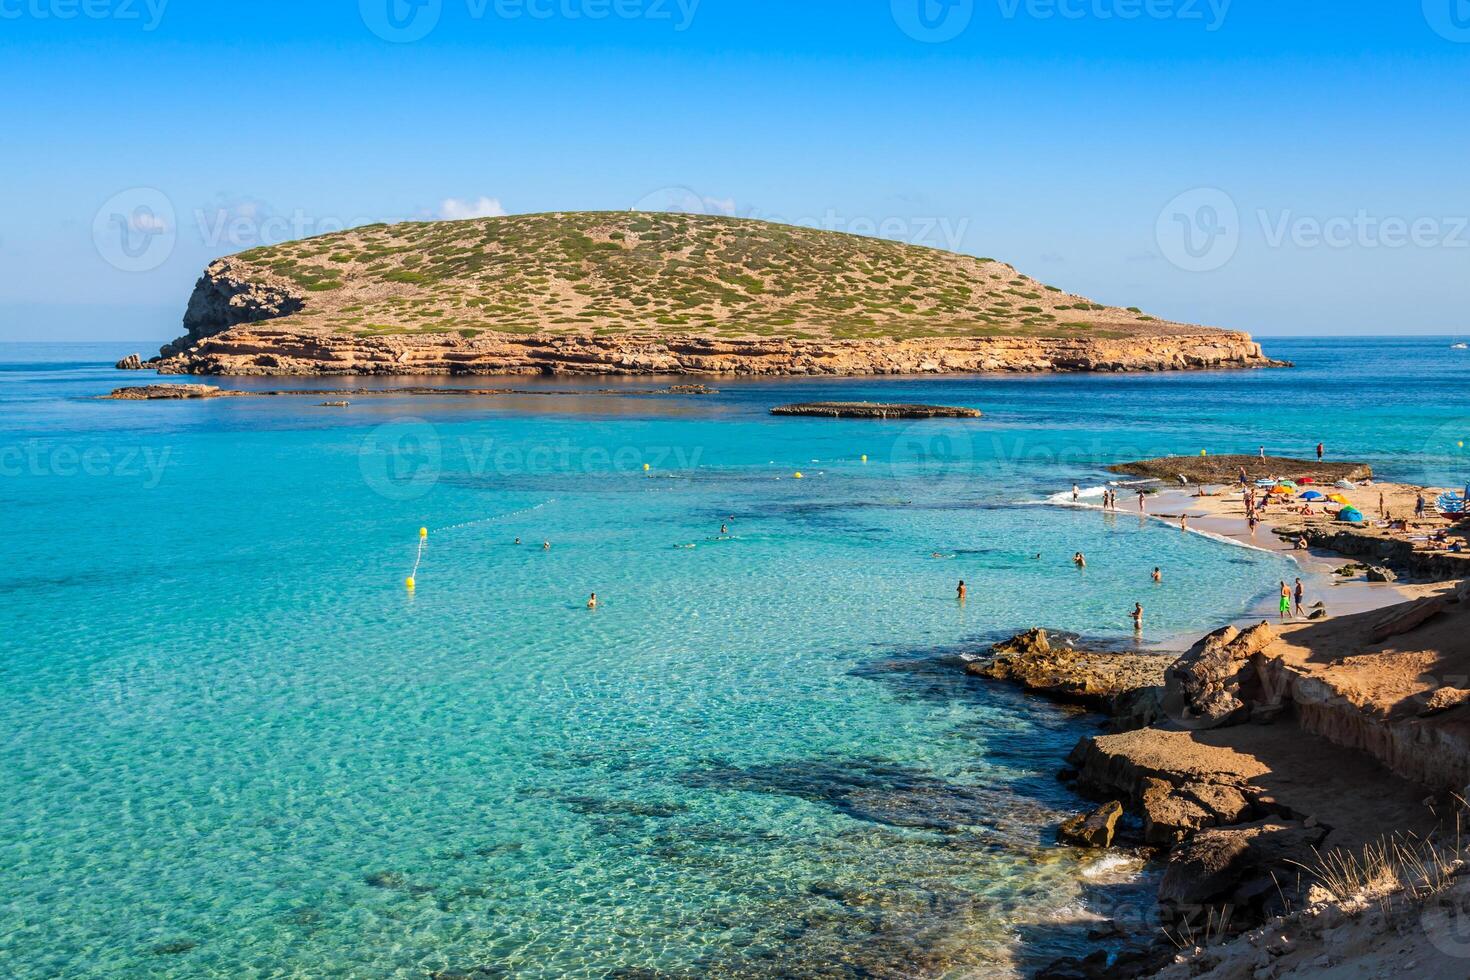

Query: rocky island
[[117, 212, 1283, 378]]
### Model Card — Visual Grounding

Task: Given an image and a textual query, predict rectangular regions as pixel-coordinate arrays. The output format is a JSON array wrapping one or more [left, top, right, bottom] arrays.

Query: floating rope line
[[404, 499, 558, 590]]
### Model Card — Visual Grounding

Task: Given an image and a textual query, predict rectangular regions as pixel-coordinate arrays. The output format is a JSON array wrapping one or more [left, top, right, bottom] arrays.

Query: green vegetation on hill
[[222, 211, 1182, 341]]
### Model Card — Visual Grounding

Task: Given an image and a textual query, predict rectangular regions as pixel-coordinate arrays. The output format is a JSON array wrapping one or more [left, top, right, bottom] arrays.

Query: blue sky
[[1, 0, 1467, 342]]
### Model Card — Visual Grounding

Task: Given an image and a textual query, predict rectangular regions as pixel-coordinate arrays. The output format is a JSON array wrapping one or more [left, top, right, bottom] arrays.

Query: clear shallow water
[[3, 337, 1469, 978]]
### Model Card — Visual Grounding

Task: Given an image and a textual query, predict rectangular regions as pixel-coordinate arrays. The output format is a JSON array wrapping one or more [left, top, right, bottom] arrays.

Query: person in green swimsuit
[[1279, 581, 1292, 620]]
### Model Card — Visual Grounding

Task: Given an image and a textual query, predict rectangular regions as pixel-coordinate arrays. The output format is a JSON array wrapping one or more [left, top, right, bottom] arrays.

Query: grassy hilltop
[[217, 211, 1189, 343]]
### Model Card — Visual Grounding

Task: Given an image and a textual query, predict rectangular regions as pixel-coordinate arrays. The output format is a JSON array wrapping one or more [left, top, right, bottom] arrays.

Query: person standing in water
[[1152, 567, 1163, 584], [1138, 490, 1147, 512], [587, 593, 598, 610], [1073, 484, 1080, 503], [1073, 552, 1087, 569], [1279, 581, 1292, 620], [1294, 578, 1305, 617], [957, 580, 967, 603], [1132, 603, 1144, 633], [1180, 514, 1189, 532]]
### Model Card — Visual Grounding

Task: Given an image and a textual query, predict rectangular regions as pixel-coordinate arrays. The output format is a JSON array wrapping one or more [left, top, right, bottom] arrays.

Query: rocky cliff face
[[141, 326, 1279, 377], [169, 260, 305, 353]]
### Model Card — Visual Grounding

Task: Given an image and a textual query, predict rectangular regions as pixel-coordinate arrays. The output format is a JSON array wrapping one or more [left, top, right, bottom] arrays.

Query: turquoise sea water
[[4, 338, 1470, 978]]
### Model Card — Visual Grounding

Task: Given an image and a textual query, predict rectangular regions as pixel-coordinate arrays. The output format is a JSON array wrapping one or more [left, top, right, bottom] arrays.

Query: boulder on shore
[[1162, 622, 1278, 729], [1058, 800, 1124, 848]]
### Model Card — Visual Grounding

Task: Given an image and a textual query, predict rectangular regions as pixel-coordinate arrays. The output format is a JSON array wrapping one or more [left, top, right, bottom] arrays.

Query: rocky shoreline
[[117, 327, 1284, 378], [769, 401, 981, 419]]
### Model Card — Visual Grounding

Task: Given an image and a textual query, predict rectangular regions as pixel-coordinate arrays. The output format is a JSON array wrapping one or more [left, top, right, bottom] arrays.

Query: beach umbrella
[[1338, 506, 1366, 524], [1300, 491, 1324, 501], [1335, 480, 1357, 490], [1327, 493, 1351, 505], [1277, 480, 1299, 488], [1299, 478, 1315, 485], [1269, 485, 1293, 495]]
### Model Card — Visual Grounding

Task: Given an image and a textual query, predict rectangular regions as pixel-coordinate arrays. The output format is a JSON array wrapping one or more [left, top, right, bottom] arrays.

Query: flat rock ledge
[[1108, 455, 1373, 486], [103, 384, 241, 400], [769, 401, 981, 419]]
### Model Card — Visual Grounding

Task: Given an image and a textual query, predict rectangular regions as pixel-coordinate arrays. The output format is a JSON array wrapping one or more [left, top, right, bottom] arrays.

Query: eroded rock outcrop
[[967, 627, 1168, 727], [174, 261, 305, 350], [138, 326, 1282, 378], [1162, 623, 1279, 729]]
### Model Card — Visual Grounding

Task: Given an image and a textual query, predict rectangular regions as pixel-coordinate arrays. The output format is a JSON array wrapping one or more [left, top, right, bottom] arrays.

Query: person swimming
[[543, 541, 551, 550], [720, 524, 728, 535], [587, 593, 598, 610], [514, 537, 522, 545], [1152, 567, 1162, 584], [1073, 552, 1087, 569]]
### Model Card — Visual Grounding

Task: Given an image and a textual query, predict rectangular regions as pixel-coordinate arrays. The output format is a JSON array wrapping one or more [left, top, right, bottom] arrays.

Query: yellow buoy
[[643, 463, 651, 472], [1460, 441, 1465, 449], [861, 454, 868, 463], [405, 577, 416, 590], [419, 527, 428, 539], [794, 472, 804, 479], [1200, 449, 1208, 456]]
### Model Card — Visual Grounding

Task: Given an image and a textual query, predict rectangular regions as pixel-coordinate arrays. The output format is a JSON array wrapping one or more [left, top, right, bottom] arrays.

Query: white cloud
[[438, 196, 507, 220]]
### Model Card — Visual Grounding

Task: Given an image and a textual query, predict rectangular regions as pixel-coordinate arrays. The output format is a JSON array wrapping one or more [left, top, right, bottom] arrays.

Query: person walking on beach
[[957, 580, 967, 603], [1379, 492, 1386, 519], [1259, 446, 1266, 459], [1417, 493, 1427, 518], [1279, 581, 1292, 621], [1238, 466, 1249, 486], [1294, 578, 1305, 617], [1138, 489, 1147, 512]]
